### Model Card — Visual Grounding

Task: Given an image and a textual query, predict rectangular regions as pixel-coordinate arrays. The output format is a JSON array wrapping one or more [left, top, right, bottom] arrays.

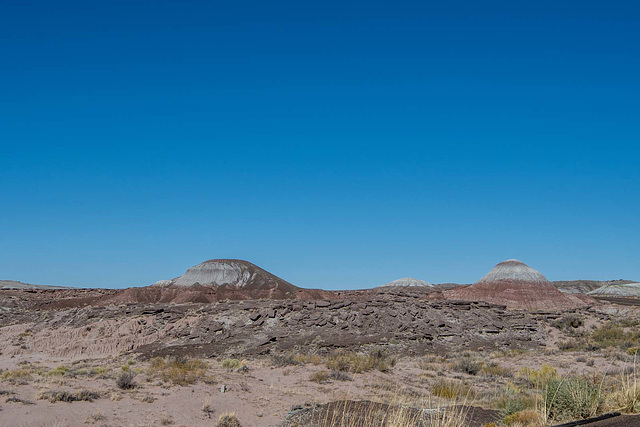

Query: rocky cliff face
[[445, 259, 595, 310]]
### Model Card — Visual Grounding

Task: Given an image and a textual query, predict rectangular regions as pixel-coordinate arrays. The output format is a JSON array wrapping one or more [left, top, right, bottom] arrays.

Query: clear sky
[[1, 1, 639, 289]]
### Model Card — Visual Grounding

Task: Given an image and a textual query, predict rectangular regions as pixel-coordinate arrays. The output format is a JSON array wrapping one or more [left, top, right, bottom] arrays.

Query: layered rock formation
[[588, 282, 640, 297], [0, 280, 68, 290], [554, 279, 636, 294], [445, 259, 594, 310], [0, 295, 544, 359], [153, 259, 297, 290], [105, 259, 328, 304], [377, 277, 433, 288]]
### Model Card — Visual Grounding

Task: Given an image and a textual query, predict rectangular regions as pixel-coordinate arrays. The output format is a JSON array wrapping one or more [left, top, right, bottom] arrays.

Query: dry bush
[[85, 411, 107, 424], [37, 389, 101, 403], [608, 359, 640, 413], [493, 384, 537, 420], [0, 368, 33, 384], [5, 396, 35, 405], [47, 365, 69, 377], [116, 371, 136, 390], [270, 353, 324, 367], [329, 370, 352, 382], [552, 314, 583, 331], [326, 349, 396, 374], [503, 409, 544, 426], [309, 370, 330, 384], [558, 338, 588, 351], [203, 399, 215, 418], [220, 358, 247, 372], [451, 357, 483, 375], [431, 379, 474, 399], [481, 362, 513, 378], [294, 354, 324, 365], [217, 412, 241, 427], [270, 354, 299, 367], [591, 323, 640, 350], [147, 356, 208, 385]]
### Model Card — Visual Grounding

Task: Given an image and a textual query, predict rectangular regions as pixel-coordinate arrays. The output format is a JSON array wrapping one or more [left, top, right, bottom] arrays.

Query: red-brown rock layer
[[445, 259, 596, 310]]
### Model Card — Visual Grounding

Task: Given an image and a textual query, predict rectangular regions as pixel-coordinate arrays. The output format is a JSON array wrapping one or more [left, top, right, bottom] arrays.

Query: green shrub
[[591, 323, 640, 350], [47, 366, 69, 377], [544, 376, 603, 421], [518, 364, 558, 388], [494, 387, 537, 418]]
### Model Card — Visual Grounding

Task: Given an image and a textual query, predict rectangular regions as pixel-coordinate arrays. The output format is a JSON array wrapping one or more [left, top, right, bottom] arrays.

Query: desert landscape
[[1, 259, 639, 427]]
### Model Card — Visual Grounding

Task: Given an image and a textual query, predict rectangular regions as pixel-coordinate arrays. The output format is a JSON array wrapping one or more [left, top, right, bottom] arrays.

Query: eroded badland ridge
[[1, 259, 639, 426]]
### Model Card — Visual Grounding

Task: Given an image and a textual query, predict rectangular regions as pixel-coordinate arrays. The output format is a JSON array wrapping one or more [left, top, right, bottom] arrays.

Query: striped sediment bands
[[444, 259, 595, 310]]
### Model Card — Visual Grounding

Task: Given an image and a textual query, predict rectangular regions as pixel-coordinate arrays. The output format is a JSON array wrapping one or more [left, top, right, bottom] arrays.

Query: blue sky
[[1, 1, 639, 289]]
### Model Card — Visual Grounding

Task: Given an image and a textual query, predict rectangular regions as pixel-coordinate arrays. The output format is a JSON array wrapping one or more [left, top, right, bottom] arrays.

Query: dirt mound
[[445, 259, 595, 310]]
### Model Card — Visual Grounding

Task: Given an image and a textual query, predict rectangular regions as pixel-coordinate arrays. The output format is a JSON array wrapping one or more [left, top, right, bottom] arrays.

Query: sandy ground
[[1, 340, 638, 427]]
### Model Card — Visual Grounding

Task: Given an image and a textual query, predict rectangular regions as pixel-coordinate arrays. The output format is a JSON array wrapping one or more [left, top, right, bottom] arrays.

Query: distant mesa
[[106, 259, 328, 304], [588, 282, 640, 298], [0, 280, 69, 290], [444, 259, 595, 310], [554, 279, 637, 294], [377, 277, 433, 288]]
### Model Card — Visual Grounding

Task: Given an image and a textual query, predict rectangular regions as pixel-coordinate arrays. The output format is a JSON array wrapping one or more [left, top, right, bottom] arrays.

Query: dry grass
[[503, 409, 544, 426], [0, 368, 33, 383], [288, 398, 469, 427], [147, 356, 208, 385], [220, 358, 248, 372], [326, 349, 396, 374], [609, 356, 640, 413], [431, 379, 474, 400], [481, 362, 513, 378]]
